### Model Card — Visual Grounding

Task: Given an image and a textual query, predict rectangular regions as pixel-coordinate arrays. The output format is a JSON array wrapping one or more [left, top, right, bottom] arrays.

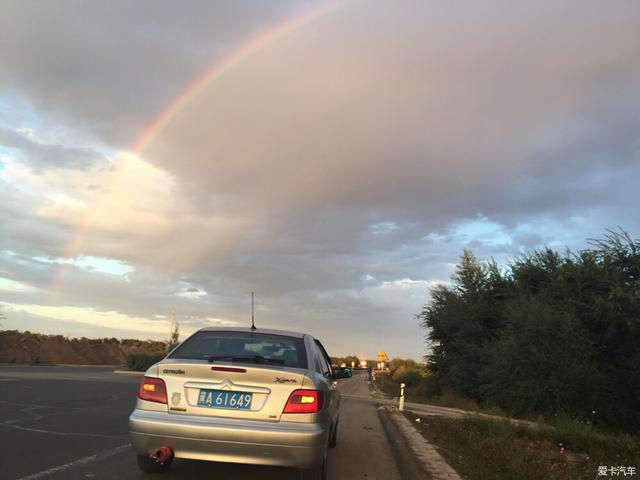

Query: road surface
[[0, 365, 402, 480]]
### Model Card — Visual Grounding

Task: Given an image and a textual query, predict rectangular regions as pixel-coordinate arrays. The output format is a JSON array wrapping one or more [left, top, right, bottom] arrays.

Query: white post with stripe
[[399, 382, 406, 411]]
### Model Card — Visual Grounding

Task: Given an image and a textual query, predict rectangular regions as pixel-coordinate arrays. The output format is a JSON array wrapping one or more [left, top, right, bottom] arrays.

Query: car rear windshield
[[169, 331, 308, 369]]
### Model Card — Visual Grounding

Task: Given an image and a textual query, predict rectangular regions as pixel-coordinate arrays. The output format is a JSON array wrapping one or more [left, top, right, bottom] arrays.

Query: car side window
[[314, 340, 333, 378], [314, 350, 323, 374], [317, 352, 331, 378]]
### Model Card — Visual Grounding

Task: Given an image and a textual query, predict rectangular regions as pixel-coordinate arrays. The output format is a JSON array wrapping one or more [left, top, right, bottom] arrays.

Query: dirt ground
[[0, 330, 164, 365]]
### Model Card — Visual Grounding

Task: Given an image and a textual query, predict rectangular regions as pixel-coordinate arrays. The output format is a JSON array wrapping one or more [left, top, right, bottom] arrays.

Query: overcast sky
[[1, 0, 639, 360]]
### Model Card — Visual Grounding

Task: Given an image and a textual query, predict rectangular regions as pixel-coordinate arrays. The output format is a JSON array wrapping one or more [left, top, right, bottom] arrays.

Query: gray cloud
[[0, 127, 106, 171], [0, 0, 325, 147], [1, 0, 640, 359], [0, 178, 73, 259], [145, 0, 640, 226]]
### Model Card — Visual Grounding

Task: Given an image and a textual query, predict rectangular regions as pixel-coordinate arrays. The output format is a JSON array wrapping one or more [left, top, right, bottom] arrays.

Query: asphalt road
[[0, 365, 402, 480]]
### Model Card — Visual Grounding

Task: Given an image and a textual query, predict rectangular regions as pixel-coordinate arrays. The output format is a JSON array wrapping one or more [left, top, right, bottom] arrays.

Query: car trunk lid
[[158, 359, 308, 422]]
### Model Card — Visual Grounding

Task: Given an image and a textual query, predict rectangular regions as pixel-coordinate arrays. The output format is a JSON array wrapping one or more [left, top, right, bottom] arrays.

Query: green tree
[[168, 322, 180, 351], [331, 355, 360, 367], [419, 230, 640, 432], [418, 250, 504, 399], [481, 297, 605, 418]]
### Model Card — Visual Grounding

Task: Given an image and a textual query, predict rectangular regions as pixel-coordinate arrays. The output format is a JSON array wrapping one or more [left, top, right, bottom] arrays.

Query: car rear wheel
[[136, 454, 173, 474]]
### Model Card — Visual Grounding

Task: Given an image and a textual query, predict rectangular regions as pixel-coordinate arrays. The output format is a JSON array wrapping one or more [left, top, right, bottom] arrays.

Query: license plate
[[197, 389, 252, 410]]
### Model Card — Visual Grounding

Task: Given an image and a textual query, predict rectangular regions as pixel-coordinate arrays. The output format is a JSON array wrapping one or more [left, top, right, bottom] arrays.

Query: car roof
[[196, 326, 307, 339]]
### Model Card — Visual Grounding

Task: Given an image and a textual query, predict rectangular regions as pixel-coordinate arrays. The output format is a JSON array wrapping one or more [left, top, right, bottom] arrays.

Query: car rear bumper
[[129, 409, 328, 468]]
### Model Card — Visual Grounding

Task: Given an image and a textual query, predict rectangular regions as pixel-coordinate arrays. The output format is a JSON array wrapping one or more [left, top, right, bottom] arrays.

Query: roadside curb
[[113, 370, 144, 376], [384, 405, 461, 480], [378, 405, 429, 480]]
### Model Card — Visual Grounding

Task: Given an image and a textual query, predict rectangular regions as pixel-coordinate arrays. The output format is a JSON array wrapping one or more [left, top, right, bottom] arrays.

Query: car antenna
[[251, 291, 256, 330]]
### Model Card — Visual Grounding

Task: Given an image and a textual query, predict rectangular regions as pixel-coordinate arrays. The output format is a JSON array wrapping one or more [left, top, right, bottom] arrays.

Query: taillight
[[138, 376, 167, 404], [283, 389, 324, 414]]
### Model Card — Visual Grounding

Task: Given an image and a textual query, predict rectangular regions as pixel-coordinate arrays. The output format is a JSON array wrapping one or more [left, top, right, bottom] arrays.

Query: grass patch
[[374, 375, 507, 417], [406, 413, 640, 480], [372, 373, 398, 397]]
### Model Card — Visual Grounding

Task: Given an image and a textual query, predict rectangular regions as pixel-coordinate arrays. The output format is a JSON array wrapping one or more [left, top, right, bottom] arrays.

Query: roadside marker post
[[399, 383, 406, 411]]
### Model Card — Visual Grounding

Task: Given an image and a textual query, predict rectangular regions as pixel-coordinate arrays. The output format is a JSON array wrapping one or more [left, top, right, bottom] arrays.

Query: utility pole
[[168, 308, 180, 352], [251, 292, 256, 330], [169, 308, 176, 341]]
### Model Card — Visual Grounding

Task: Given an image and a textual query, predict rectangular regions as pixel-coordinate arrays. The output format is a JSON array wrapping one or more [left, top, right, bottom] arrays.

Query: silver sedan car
[[129, 327, 350, 479]]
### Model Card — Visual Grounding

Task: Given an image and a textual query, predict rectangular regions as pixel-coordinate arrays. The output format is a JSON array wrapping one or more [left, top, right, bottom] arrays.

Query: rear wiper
[[207, 354, 284, 365]]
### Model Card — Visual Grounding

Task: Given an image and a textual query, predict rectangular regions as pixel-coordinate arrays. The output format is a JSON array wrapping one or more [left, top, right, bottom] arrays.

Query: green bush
[[391, 365, 424, 387], [387, 358, 428, 388], [419, 230, 640, 433], [126, 352, 165, 371]]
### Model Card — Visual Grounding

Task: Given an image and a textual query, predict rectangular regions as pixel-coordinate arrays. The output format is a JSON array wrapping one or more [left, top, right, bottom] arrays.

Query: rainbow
[[133, 0, 346, 154], [49, 0, 347, 296]]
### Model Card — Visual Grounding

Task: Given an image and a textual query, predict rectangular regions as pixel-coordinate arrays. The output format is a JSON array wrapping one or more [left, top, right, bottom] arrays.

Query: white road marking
[[22, 406, 46, 420], [0, 423, 128, 440], [15, 443, 131, 480]]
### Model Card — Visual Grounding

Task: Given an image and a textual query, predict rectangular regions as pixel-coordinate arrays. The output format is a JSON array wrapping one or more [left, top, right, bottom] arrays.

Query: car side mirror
[[333, 368, 352, 379]]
